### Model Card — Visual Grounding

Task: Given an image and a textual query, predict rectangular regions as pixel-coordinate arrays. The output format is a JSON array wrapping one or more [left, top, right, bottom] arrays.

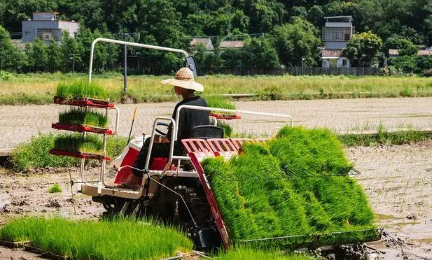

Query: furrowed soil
[[0, 98, 431, 259]]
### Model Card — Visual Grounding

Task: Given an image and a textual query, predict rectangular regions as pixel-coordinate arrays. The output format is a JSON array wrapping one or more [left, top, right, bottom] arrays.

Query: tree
[[221, 48, 242, 68], [26, 38, 48, 72], [270, 17, 321, 67], [138, 0, 189, 49], [61, 32, 80, 73], [0, 25, 18, 71], [383, 35, 418, 57], [192, 43, 207, 70], [232, 9, 250, 33], [241, 38, 279, 69], [343, 31, 383, 67], [47, 38, 63, 72]]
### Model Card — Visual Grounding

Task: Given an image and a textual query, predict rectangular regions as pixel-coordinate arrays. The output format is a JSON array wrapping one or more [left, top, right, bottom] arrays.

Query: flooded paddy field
[[0, 98, 431, 259]]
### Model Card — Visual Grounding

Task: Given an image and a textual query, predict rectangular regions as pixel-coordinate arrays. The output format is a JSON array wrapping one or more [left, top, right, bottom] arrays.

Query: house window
[[344, 33, 350, 41], [342, 59, 348, 67]]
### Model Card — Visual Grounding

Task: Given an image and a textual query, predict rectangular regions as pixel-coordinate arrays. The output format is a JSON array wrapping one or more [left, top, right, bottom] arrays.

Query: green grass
[[204, 94, 236, 110], [339, 129, 432, 146], [202, 126, 377, 248], [204, 94, 236, 137], [0, 217, 192, 260], [54, 134, 104, 154], [48, 183, 62, 193], [58, 108, 108, 128], [9, 133, 127, 172], [1, 73, 432, 105], [214, 248, 315, 260], [56, 81, 108, 100]]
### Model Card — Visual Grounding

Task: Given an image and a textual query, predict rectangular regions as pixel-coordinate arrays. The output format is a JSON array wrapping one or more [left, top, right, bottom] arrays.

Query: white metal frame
[[174, 105, 294, 142], [88, 38, 189, 83]]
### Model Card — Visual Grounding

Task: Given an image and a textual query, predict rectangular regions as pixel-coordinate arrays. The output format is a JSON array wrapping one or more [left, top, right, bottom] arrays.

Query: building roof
[[388, 49, 399, 55], [33, 11, 60, 14], [219, 41, 244, 49], [418, 50, 432, 56], [324, 16, 353, 22], [190, 37, 214, 51], [389, 48, 432, 56], [321, 49, 342, 58]]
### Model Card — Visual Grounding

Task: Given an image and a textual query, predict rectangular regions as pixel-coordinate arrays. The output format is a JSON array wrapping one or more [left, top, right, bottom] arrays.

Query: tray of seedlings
[[52, 108, 112, 135], [49, 134, 110, 160], [206, 95, 241, 120], [53, 81, 113, 108], [201, 126, 380, 250], [50, 81, 116, 173]]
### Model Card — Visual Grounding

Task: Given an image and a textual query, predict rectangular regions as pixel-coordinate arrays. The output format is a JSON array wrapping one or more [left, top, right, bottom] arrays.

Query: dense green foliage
[[343, 31, 383, 67], [0, 0, 431, 74], [56, 81, 108, 100], [202, 127, 377, 247], [215, 248, 314, 260], [0, 217, 192, 260], [9, 133, 127, 171], [59, 108, 108, 128]]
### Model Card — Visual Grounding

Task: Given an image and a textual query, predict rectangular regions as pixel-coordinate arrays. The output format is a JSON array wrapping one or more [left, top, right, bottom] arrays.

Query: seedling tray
[[210, 113, 241, 120], [52, 123, 113, 135], [53, 96, 114, 108], [49, 149, 110, 161]]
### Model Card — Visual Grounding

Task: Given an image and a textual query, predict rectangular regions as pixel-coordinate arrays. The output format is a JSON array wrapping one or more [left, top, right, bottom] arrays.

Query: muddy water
[[348, 141, 432, 260], [1, 141, 431, 259]]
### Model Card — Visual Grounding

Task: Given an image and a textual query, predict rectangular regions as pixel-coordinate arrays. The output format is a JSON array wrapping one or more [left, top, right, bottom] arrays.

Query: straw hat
[[161, 67, 204, 92]]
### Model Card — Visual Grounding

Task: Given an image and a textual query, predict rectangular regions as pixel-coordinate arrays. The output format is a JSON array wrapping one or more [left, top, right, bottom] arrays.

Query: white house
[[321, 16, 354, 68], [22, 12, 79, 44]]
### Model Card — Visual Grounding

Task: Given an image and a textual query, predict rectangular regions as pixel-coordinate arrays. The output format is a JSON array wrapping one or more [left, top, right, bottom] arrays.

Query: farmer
[[120, 67, 209, 189]]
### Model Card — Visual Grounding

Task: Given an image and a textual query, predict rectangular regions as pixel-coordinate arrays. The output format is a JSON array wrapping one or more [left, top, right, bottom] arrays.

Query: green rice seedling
[[54, 134, 104, 154], [338, 130, 431, 147], [270, 127, 374, 227], [214, 247, 315, 260], [202, 126, 377, 248], [219, 122, 233, 137], [56, 81, 108, 100], [58, 108, 108, 128], [204, 95, 236, 111], [9, 134, 127, 172], [48, 183, 62, 193], [203, 95, 236, 136], [0, 217, 192, 260]]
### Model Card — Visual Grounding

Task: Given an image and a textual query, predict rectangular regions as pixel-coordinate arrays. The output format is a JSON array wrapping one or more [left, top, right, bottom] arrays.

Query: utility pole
[[70, 54, 75, 73], [123, 32, 128, 93]]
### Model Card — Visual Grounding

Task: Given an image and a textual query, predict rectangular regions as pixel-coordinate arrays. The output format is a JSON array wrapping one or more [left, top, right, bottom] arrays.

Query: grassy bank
[[1, 73, 432, 105], [9, 133, 127, 172], [0, 217, 192, 260], [339, 129, 432, 146]]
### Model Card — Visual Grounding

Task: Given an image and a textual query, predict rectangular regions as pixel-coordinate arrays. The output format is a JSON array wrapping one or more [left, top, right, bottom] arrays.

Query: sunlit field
[[1, 72, 432, 105]]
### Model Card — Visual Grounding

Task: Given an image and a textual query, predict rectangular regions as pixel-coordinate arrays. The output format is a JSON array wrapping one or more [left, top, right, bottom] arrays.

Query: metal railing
[[198, 67, 381, 76]]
